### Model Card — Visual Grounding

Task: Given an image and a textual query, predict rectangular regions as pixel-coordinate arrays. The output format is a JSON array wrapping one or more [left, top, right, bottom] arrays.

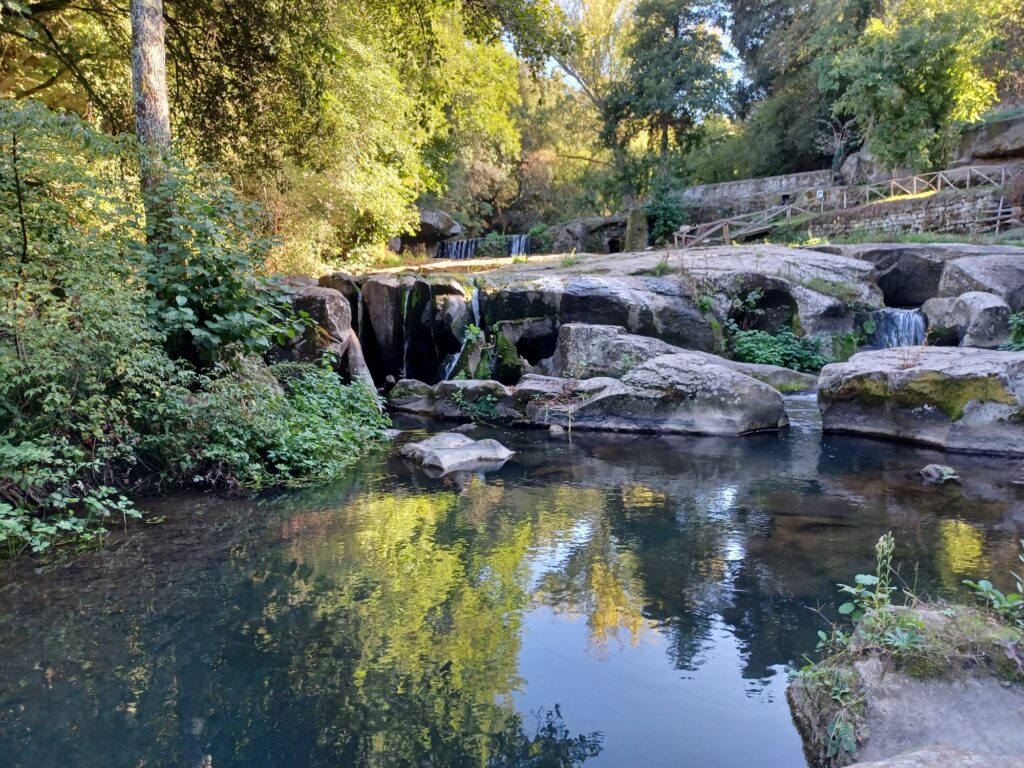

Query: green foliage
[[0, 100, 388, 555], [646, 182, 687, 244], [963, 539, 1024, 627], [830, 0, 1006, 169], [1002, 313, 1024, 351], [560, 252, 582, 267], [730, 328, 832, 373], [143, 163, 301, 364]]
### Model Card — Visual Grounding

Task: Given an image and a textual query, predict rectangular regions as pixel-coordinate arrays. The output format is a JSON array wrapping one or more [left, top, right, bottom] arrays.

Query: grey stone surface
[[852, 657, 1024, 764], [939, 253, 1024, 311], [398, 433, 513, 474], [391, 352, 789, 436], [267, 284, 374, 386], [813, 243, 1024, 306], [849, 745, 1024, 768], [818, 347, 1024, 455], [536, 323, 817, 392], [922, 291, 1012, 348]]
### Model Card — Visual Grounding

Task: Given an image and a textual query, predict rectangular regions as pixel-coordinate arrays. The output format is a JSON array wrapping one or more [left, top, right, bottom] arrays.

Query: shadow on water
[[1, 402, 1023, 768]]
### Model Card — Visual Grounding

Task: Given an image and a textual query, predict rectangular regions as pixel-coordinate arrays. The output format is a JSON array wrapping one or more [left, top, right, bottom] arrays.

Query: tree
[[830, 0, 1007, 170], [129, 0, 170, 219], [602, 0, 731, 188]]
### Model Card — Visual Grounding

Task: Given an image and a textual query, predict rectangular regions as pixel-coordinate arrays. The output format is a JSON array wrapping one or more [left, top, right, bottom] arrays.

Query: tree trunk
[[130, 0, 172, 225]]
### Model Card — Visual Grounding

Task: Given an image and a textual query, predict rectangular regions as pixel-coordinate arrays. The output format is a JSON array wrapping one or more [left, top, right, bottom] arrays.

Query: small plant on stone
[[1002, 313, 1024, 351], [651, 255, 674, 276], [464, 323, 485, 344], [838, 532, 897, 623], [963, 539, 1024, 627], [560, 250, 581, 268]]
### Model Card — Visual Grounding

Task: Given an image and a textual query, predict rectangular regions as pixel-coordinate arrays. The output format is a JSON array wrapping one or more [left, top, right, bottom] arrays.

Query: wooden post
[[723, 223, 731, 246]]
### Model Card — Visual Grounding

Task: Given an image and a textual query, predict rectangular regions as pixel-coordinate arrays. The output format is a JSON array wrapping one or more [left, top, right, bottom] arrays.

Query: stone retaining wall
[[679, 169, 834, 216], [807, 189, 1016, 238]]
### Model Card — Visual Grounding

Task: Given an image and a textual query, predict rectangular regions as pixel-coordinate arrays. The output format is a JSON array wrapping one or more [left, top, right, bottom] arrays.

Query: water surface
[[2, 399, 1023, 768]]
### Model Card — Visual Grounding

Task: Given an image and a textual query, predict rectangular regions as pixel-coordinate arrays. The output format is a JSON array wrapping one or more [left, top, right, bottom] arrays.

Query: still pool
[[2, 397, 1023, 768]]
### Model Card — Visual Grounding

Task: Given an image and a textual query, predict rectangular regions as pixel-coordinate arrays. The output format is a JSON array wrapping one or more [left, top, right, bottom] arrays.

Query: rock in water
[[818, 347, 1024, 455], [399, 433, 513, 474], [919, 464, 960, 484]]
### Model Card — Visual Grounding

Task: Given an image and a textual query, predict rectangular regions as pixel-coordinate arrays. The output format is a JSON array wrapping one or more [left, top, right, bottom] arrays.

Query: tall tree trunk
[[130, 0, 172, 231]]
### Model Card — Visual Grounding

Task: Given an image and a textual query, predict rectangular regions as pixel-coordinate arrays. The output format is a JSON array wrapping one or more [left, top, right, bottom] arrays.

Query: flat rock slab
[[391, 349, 789, 436], [818, 347, 1024, 455], [850, 745, 1024, 768], [398, 433, 513, 474], [852, 657, 1024, 764]]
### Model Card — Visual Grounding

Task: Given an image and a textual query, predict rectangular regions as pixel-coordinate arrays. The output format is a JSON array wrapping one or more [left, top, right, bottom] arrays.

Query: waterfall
[[400, 287, 411, 379], [436, 238, 481, 260], [470, 282, 480, 328], [873, 308, 926, 348], [356, 289, 364, 346], [509, 234, 530, 256]]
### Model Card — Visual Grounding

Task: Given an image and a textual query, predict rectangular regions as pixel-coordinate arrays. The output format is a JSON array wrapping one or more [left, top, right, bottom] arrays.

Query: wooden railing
[[674, 163, 1024, 249]]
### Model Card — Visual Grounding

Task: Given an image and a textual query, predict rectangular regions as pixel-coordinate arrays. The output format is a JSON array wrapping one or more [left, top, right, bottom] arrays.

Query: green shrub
[[646, 183, 688, 244], [730, 328, 832, 373], [0, 99, 388, 555], [1003, 312, 1024, 351]]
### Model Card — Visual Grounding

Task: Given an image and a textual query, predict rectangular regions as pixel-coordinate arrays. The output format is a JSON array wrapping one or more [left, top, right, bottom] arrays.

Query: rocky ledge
[[390, 349, 789, 436], [818, 347, 1024, 455]]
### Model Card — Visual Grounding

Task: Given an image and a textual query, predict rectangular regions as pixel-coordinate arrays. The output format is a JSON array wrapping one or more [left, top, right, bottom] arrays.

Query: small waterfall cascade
[[873, 308, 926, 348], [470, 282, 481, 328], [400, 287, 411, 379], [509, 234, 530, 256], [436, 238, 481, 260]]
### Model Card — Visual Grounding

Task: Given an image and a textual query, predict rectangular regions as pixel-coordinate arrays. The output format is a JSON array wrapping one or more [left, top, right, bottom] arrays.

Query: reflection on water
[[1, 403, 1023, 768]]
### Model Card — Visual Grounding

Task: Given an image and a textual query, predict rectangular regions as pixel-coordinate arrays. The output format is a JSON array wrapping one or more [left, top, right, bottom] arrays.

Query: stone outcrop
[[922, 292, 1011, 348], [811, 244, 1024, 307], [315, 245, 883, 387], [548, 213, 628, 254], [391, 350, 789, 436], [535, 323, 817, 392], [938, 253, 1024, 311], [398, 433, 513, 474], [818, 347, 1024, 455], [267, 283, 373, 386], [849, 747, 1024, 768], [956, 113, 1024, 165]]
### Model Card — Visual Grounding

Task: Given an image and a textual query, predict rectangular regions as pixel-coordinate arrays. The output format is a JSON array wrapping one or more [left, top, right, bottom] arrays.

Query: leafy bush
[[0, 99, 388, 555], [646, 182, 688, 244], [729, 328, 832, 372], [1003, 312, 1024, 351]]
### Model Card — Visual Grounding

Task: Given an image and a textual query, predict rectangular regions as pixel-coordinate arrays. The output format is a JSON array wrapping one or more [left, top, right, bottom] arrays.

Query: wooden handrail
[[673, 162, 1024, 249]]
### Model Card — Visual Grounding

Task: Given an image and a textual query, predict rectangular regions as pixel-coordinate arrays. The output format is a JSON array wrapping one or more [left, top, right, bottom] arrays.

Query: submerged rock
[[398, 433, 513, 474], [918, 464, 961, 484], [818, 347, 1024, 455]]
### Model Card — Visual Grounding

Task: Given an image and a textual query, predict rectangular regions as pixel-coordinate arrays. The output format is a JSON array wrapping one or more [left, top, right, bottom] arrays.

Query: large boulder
[[938, 253, 1024, 311], [818, 347, 1024, 455], [811, 244, 1024, 307], [391, 352, 789, 436], [956, 112, 1024, 164], [536, 323, 817, 392], [922, 292, 1011, 348], [267, 284, 373, 386]]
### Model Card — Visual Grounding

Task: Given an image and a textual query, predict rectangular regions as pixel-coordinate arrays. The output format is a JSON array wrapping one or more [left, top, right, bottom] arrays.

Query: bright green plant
[[838, 532, 897, 623], [729, 328, 832, 373], [963, 539, 1024, 626], [1002, 313, 1024, 351]]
